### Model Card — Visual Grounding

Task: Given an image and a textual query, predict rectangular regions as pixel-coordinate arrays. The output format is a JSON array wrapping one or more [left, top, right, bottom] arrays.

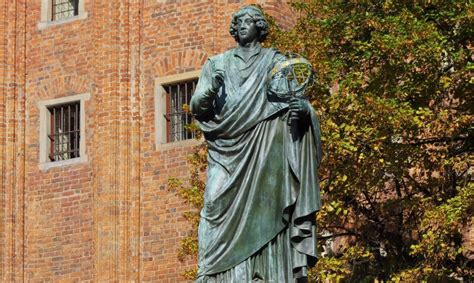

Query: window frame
[[51, 0, 80, 22], [38, 93, 90, 170], [47, 101, 81, 162], [162, 79, 198, 143], [154, 70, 201, 147], [38, 0, 87, 30]]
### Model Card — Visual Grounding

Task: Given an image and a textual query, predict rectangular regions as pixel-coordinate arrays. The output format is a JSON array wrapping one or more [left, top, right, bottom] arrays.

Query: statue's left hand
[[288, 97, 310, 124]]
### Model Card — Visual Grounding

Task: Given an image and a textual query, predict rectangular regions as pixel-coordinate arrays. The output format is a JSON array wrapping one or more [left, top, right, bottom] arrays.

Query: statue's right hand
[[210, 69, 225, 94]]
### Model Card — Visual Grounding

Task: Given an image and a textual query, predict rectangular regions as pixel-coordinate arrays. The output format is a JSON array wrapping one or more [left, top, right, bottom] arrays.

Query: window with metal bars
[[48, 102, 80, 162], [163, 79, 198, 143], [52, 0, 79, 21]]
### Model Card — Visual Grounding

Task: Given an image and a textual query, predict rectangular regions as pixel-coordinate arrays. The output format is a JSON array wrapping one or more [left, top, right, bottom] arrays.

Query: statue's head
[[229, 6, 269, 43]]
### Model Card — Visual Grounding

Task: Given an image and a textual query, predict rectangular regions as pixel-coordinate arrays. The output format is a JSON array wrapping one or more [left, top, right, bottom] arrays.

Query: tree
[[265, 1, 473, 281], [171, 1, 473, 281]]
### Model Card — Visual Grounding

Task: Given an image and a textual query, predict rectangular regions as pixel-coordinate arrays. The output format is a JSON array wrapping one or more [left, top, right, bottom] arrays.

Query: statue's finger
[[288, 104, 301, 111], [215, 70, 225, 77], [289, 111, 299, 119], [288, 115, 297, 124], [288, 100, 298, 106]]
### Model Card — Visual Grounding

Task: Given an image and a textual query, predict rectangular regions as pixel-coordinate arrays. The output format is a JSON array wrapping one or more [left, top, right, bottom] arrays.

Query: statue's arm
[[190, 60, 217, 118]]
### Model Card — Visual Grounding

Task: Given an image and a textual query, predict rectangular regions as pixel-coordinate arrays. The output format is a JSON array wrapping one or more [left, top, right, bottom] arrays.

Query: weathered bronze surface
[[190, 6, 322, 282]]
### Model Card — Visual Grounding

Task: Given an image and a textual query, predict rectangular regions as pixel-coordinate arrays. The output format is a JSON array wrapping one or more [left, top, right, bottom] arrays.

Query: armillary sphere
[[268, 53, 315, 99]]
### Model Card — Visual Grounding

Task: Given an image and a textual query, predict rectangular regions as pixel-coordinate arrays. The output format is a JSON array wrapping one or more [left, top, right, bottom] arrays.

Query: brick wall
[[0, 0, 297, 281], [1, 1, 27, 281]]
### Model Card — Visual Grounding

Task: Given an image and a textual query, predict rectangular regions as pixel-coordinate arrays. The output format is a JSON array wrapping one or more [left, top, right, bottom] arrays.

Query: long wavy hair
[[229, 6, 269, 43]]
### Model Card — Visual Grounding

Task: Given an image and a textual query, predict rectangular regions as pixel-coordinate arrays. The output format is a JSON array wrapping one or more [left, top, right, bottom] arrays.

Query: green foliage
[[168, 133, 207, 279], [406, 184, 473, 279], [266, 0, 473, 281], [172, 1, 473, 281], [310, 245, 375, 282]]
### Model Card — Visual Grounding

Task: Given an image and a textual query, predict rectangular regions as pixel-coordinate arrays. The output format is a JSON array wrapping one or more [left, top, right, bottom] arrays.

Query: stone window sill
[[39, 155, 88, 171], [37, 12, 88, 30]]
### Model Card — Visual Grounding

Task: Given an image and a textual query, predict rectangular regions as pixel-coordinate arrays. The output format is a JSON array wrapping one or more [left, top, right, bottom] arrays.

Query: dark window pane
[[48, 101, 81, 161], [163, 79, 198, 142], [52, 0, 79, 21]]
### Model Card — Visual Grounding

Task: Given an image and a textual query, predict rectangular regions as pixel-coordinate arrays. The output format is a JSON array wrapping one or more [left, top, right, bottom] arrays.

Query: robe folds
[[190, 46, 322, 281]]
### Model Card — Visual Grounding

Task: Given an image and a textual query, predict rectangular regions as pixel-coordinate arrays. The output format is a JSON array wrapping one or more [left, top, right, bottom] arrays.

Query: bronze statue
[[190, 5, 322, 282]]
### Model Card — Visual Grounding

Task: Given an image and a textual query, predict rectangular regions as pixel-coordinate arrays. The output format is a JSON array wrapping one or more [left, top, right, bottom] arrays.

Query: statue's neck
[[236, 42, 261, 62], [238, 40, 260, 49]]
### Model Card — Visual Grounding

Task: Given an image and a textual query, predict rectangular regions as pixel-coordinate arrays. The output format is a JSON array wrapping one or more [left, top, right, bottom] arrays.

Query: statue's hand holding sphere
[[288, 97, 310, 124]]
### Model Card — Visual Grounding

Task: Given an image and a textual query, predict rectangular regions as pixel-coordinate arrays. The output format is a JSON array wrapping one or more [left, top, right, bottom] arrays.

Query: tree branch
[[318, 232, 357, 241], [402, 135, 469, 146]]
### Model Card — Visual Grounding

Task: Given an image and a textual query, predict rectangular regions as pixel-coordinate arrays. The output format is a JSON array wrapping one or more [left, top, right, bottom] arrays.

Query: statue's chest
[[233, 58, 260, 85], [223, 55, 269, 93]]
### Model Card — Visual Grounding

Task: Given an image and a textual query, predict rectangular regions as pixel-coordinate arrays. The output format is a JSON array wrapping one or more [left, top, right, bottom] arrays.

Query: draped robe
[[190, 46, 322, 281]]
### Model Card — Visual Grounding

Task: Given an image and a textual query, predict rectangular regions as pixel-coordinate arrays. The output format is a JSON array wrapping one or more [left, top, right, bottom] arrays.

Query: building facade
[[0, 0, 295, 281]]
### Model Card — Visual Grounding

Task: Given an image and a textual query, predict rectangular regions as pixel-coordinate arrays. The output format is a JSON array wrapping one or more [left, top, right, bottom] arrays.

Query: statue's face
[[236, 14, 259, 44]]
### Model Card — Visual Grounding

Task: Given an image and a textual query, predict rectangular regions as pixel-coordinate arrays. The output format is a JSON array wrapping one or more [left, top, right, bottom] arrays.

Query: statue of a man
[[190, 5, 322, 282]]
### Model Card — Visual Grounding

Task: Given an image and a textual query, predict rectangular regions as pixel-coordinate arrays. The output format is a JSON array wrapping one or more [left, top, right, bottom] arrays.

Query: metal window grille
[[48, 102, 80, 162], [52, 0, 79, 21], [163, 79, 198, 142]]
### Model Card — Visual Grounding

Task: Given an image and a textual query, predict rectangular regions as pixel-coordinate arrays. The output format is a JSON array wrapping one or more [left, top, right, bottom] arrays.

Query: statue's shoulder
[[208, 49, 233, 63], [267, 47, 286, 59], [265, 47, 280, 54], [258, 47, 285, 62], [208, 53, 225, 62], [206, 51, 230, 71]]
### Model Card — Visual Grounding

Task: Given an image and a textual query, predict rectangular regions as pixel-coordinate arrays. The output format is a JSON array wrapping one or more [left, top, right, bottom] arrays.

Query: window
[[38, 93, 90, 170], [155, 70, 201, 145], [38, 0, 87, 29], [51, 0, 79, 21], [47, 102, 80, 161], [163, 79, 198, 143]]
